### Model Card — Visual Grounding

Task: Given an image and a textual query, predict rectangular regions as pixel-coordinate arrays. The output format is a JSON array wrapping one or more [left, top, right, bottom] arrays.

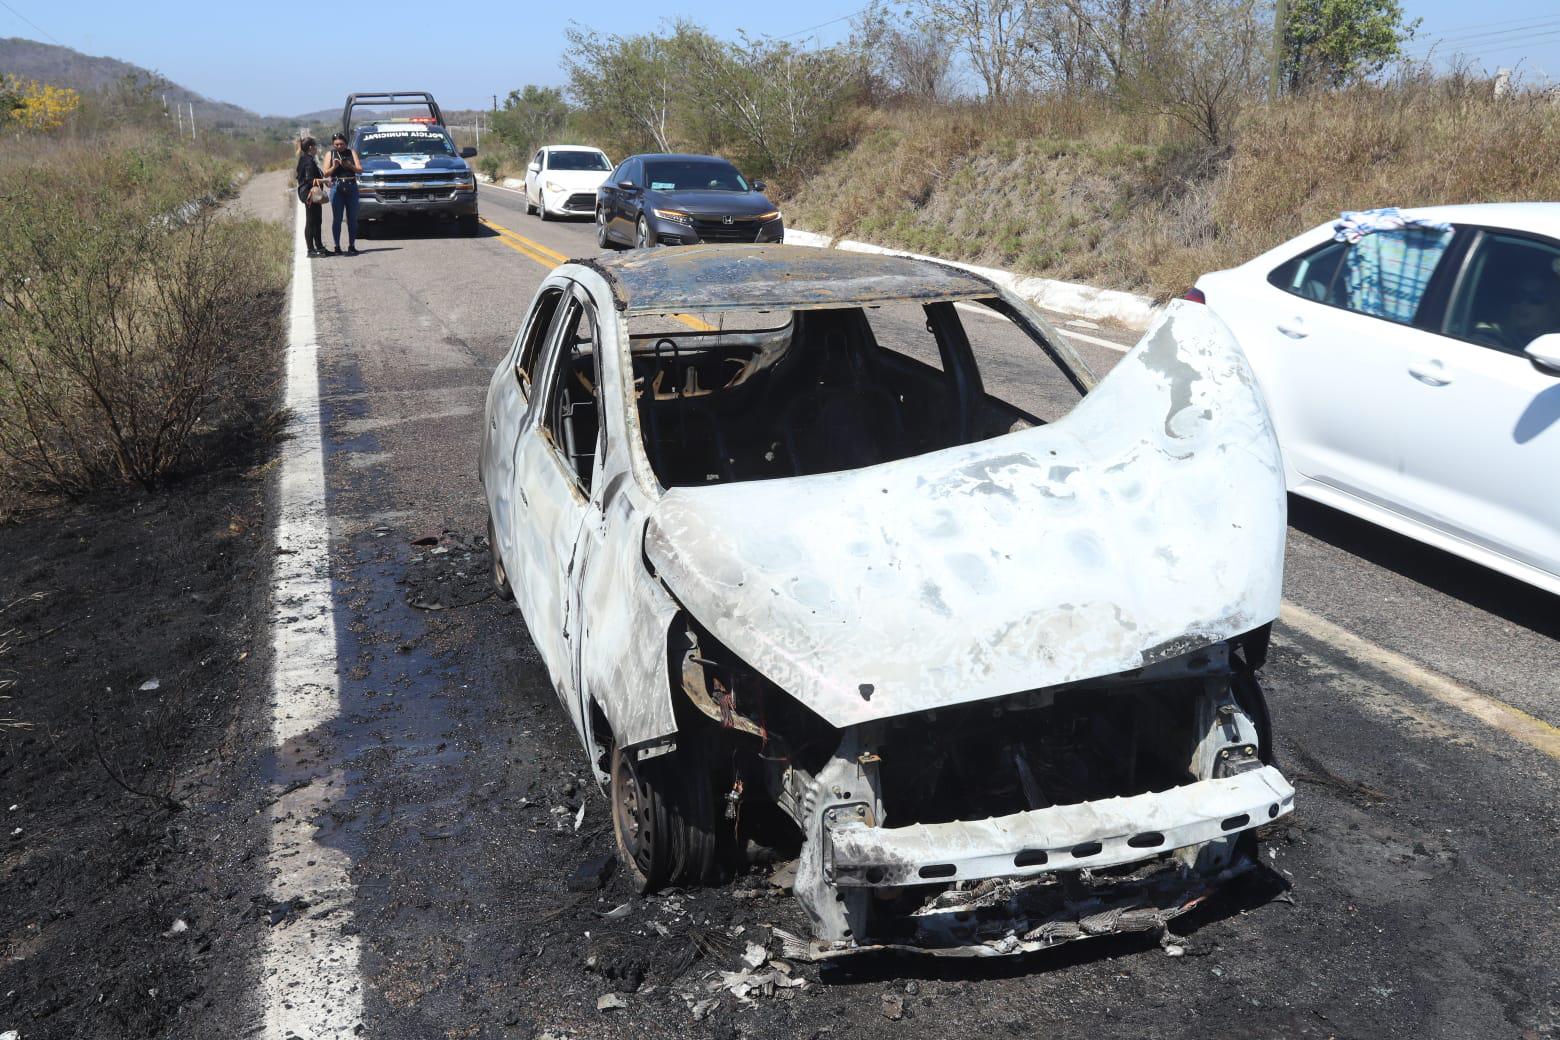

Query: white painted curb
[[785, 228, 1158, 331]]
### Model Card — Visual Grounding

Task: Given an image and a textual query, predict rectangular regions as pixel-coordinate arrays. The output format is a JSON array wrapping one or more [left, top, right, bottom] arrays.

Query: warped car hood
[[643, 303, 1285, 728]]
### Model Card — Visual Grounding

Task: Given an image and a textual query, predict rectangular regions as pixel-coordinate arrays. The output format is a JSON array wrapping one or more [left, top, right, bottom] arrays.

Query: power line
[[1402, 16, 1560, 52], [1407, 11, 1560, 39], [776, 5, 874, 40], [1402, 27, 1560, 59], [0, 0, 63, 46]]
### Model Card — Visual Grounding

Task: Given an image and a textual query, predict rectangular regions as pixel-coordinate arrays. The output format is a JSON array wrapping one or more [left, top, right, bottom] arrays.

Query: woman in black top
[[323, 132, 362, 256], [295, 137, 327, 258]]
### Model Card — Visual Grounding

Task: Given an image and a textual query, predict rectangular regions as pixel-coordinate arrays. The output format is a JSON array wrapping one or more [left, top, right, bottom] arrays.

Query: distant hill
[[0, 37, 270, 127]]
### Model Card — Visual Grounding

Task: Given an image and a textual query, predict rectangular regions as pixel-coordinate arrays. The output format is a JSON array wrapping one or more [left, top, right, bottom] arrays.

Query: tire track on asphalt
[[259, 200, 362, 1039]]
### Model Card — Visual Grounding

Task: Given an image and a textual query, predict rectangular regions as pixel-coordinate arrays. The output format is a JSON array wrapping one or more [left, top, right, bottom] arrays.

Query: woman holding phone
[[294, 136, 327, 258], [323, 131, 362, 256]]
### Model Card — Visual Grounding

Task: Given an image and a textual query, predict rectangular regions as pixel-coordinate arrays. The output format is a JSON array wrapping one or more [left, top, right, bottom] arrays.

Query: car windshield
[[643, 159, 749, 193], [357, 128, 457, 157], [549, 150, 611, 172]]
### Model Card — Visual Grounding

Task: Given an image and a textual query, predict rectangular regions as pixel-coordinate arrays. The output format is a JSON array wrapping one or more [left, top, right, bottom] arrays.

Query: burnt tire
[[610, 737, 717, 892], [486, 512, 512, 600]]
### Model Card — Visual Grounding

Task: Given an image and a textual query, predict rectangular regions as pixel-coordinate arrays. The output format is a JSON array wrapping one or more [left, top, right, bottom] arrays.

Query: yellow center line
[[480, 216, 716, 332], [1278, 601, 1560, 761]]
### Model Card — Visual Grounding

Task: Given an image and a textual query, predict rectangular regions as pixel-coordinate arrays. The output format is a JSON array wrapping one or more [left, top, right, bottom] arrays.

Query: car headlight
[[755, 210, 782, 222], [545, 180, 564, 193], [653, 209, 694, 226], [456, 173, 475, 188]]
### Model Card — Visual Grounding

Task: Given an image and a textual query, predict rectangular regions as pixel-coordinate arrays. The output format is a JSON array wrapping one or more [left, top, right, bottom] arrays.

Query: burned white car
[[479, 245, 1294, 958]]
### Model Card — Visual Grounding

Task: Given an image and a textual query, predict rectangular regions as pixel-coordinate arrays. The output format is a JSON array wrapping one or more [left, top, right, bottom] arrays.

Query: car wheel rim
[[611, 748, 656, 880], [637, 220, 649, 248]]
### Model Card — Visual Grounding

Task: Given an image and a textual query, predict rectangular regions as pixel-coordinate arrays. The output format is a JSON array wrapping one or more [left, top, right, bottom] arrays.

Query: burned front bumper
[[789, 766, 1292, 959]]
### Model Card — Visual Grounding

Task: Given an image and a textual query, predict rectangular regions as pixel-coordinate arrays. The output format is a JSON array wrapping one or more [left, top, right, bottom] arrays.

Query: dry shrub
[[786, 76, 1560, 299], [0, 137, 289, 499]]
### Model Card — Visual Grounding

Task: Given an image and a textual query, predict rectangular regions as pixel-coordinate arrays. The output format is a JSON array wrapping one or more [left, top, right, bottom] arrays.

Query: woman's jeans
[[304, 202, 324, 252], [331, 182, 360, 248]]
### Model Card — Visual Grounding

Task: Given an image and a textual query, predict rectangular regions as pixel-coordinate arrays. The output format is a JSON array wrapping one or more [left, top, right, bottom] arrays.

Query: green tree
[[491, 85, 570, 159], [1283, 0, 1418, 90], [563, 24, 694, 154]]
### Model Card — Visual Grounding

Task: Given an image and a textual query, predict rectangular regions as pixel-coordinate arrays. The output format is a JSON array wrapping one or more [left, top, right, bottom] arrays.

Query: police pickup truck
[[343, 91, 480, 235]]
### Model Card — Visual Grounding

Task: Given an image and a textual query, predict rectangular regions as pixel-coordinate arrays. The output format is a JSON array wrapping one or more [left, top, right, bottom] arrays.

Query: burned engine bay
[[669, 617, 1293, 959]]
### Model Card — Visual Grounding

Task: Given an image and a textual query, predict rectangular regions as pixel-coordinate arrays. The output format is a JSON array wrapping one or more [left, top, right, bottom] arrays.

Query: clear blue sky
[[5, 0, 1557, 116]]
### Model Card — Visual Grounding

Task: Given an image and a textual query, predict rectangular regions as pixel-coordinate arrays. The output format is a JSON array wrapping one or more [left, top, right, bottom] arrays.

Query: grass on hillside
[[784, 77, 1560, 299]]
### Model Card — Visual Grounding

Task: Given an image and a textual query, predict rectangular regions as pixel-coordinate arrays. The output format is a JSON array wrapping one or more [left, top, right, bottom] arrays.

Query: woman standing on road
[[295, 136, 327, 258], [323, 131, 362, 256]]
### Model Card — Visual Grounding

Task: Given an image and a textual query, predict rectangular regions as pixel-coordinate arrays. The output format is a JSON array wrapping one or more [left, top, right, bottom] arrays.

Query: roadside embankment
[[783, 83, 1560, 300]]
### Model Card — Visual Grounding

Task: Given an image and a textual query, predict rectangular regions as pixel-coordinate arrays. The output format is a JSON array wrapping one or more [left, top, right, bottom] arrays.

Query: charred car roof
[[583, 244, 999, 314]]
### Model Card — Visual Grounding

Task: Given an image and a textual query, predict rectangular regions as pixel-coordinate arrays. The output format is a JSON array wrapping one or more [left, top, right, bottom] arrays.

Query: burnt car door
[[510, 284, 602, 737], [486, 284, 566, 578]]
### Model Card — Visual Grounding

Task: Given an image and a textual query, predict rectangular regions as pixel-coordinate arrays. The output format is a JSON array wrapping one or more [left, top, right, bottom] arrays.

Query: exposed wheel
[[610, 737, 717, 892], [635, 215, 655, 249], [458, 213, 479, 237], [538, 192, 551, 221], [525, 191, 537, 216], [486, 512, 512, 600], [596, 208, 617, 250]]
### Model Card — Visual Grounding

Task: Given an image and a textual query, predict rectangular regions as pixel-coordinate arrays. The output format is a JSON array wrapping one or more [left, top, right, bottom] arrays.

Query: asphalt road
[[263, 173, 1559, 1040]]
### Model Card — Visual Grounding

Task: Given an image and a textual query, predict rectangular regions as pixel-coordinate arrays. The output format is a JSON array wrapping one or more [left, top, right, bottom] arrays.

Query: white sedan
[[523, 145, 613, 220], [1194, 204, 1560, 595]]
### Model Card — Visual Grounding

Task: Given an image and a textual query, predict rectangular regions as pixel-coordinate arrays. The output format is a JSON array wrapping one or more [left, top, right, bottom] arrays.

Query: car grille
[[693, 217, 763, 243], [565, 192, 596, 210], [372, 189, 459, 202]]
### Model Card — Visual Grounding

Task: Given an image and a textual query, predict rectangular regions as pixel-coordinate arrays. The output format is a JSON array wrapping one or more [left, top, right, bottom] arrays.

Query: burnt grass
[[0, 464, 277, 1038]]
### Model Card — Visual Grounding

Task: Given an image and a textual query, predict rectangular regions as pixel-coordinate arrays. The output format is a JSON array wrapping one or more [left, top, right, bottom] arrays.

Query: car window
[[549, 150, 613, 172], [1269, 241, 1349, 306], [1443, 231, 1560, 355], [515, 286, 566, 396], [1269, 230, 1454, 324], [626, 299, 1090, 488], [621, 159, 642, 187], [642, 159, 748, 192], [357, 127, 458, 157], [532, 150, 543, 168], [543, 296, 602, 495]]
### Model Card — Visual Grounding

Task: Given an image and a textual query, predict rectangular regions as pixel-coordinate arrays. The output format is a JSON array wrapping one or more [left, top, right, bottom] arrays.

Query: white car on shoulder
[[524, 145, 613, 220], [1192, 203, 1560, 595]]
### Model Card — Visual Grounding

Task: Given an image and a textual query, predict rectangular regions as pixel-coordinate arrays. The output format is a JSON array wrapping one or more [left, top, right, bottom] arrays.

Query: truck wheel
[[610, 736, 717, 892], [459, 213, 479, 237], [537, 192, 551, 221]]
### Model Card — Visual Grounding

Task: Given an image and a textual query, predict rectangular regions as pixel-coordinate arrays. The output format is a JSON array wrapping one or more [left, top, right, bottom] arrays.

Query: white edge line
[[261, 202, 363, 1039], [954, 300, 1130, 353]]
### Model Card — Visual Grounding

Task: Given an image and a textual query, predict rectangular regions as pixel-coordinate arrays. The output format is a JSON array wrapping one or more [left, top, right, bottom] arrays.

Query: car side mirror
[[752, 179, 766, 192], [460, 146, 478, 158], [619, 180, 637, 191], [1524, 333, 1560, 375], [527, 163, 540, 173]]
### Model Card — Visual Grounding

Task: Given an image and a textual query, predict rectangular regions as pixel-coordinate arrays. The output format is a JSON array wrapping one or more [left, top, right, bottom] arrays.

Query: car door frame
[[1392, 223, 1560, 573], [525, 148, 545, 204], [612, 158, 643, 242], [508, 281, 604, 736], [1255, 224, 1469, 504]]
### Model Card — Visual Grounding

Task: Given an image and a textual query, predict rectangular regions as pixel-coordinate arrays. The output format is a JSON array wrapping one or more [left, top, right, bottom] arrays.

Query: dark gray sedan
[[595, 153, 783, 249]]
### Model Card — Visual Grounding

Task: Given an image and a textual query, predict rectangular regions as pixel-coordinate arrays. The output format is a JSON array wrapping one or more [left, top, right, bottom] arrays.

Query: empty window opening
[[628, 299, 1091, 489], [545, 297, 601, 494]]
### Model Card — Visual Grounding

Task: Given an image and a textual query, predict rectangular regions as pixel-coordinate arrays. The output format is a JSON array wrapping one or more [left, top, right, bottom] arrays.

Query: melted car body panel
[[641, 303, 1284, 727]]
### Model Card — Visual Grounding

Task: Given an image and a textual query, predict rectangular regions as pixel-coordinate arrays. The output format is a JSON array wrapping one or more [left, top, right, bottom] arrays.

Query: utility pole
[[1270, 0, 1288, 100], [189, 102, 197, 141]]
